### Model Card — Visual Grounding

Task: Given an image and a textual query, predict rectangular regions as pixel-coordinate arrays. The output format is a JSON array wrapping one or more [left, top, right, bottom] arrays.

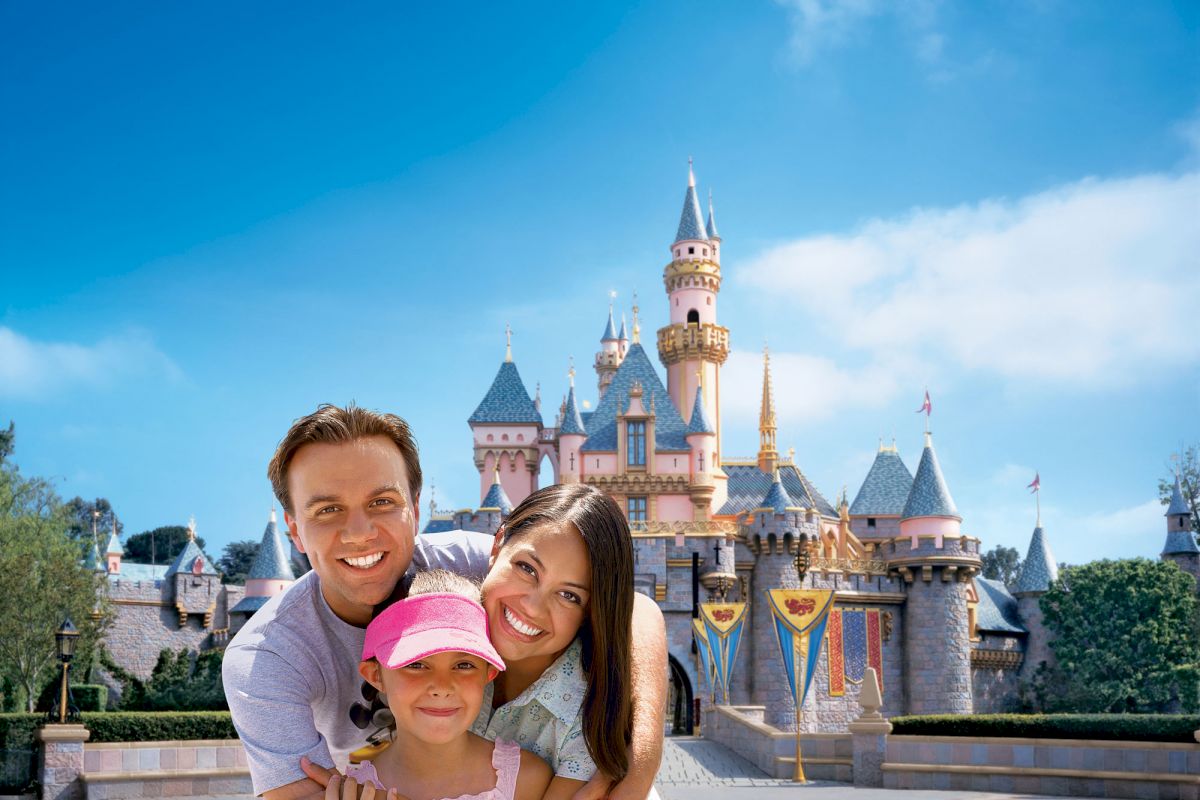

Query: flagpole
[[793, 648, 806, 783]]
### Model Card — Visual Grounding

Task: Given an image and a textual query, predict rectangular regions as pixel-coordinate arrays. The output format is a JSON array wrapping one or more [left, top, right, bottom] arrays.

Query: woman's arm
[[543, 776, 590, 800]]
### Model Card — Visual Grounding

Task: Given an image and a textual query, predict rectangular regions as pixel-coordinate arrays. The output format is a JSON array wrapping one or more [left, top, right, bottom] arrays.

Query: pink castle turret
[[557, 365, 587, 484]]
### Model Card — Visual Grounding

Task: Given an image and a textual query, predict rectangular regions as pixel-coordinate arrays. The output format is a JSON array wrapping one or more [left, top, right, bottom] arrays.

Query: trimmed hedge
[[82, 711, 237, 742], [73, 685, 108, 712], [0, 711, 237, 747], [891, 713, 1200, 743]]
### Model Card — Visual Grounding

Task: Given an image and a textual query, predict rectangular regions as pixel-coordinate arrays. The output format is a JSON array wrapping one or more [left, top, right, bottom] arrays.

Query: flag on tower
[[916, 390, 931, 416], [1028, 472, 1040, 493]]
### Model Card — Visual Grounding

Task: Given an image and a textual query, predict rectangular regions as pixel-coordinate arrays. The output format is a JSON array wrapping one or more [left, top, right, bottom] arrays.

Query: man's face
[[284, 436, 419, 626]]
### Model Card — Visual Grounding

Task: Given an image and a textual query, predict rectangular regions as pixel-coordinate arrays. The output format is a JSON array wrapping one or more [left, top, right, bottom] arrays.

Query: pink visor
[[362, 592, 505, 672]]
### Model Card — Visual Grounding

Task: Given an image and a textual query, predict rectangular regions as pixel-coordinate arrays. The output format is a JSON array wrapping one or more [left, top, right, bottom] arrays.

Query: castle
[[87, 164, 1199, 728], [425, 162, 1200, 732]]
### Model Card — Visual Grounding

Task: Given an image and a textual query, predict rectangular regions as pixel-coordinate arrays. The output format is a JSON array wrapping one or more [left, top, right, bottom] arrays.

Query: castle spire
[[706, 189, 720, 239], [757, 346, 778, 474], [674, 158, 708, 244], [504, 323, 513, 362], [1162, 470, 1200, 558]]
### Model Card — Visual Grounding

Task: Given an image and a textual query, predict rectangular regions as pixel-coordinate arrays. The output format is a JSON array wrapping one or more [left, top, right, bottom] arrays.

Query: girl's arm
[[513, 751, 553, 800]]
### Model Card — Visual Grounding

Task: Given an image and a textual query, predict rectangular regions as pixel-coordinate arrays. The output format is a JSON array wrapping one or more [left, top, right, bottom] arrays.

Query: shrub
[[73, 685, 107, 712], [891, 713, 1200, 743], [0, 713, 39, 749], [81, 711, 237, 742]]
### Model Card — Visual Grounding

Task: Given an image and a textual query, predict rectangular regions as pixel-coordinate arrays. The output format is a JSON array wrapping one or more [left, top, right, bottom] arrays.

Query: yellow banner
[[699, 602, 748, 636]]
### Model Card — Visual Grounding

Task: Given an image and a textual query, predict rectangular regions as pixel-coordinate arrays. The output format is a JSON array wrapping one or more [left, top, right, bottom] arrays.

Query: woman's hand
[[300, 757, 405, 800]]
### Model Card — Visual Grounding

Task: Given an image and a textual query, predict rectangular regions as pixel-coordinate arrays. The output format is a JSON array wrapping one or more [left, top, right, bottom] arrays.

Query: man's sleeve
[[222, 641, 333, 795], [411, 529, 494, 582]]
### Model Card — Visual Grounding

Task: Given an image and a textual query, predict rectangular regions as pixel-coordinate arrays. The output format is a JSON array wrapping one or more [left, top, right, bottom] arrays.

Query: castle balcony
[[629, 520, 737, 539], [656, 322, 730, 366]]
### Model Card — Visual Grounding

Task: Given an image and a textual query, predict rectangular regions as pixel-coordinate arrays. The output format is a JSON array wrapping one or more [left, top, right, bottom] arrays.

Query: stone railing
[[629, 520, 738, 537]]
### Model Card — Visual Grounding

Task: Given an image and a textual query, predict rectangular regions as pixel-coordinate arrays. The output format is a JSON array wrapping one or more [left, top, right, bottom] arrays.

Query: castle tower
[[557, 366, 587, 484], [657, 161, 729, 463], [895, 431, 977, 715], [745, 468, 821, 729], [849, 441, 913, 540], [1013, 519, 1058, 678], [105, 523, 123, 574], [231, 510, 296, 629], [594, 302, 622, 399], [618, 314, 629, 360], [684, 385, 716, 521], [1161, 473, 1200, 581], [757, 348, 778, 474], [468, 328, 544, 508]]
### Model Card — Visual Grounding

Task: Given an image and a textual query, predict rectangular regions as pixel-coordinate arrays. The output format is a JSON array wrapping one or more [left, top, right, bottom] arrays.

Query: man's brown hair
[[268, 403, 423, 514]]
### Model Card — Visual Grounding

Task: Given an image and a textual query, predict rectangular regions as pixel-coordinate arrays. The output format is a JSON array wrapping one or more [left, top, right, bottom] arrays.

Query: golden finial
[[187, 515, 196, 541], [788, 446, 795, 463], [631, 291, 641, 344], [568, 356, 576, 387], [504, 324, 513, 363]]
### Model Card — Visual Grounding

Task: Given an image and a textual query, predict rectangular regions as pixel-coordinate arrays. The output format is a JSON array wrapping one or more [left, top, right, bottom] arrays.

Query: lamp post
[[791, 536, 811, 782], [48, 618, 80, 724]]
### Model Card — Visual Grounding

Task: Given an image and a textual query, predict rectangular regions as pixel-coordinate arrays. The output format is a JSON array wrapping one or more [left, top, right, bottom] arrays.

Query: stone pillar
[[848, 667, 891, 787], [750, 535, 801, 730], [903, 568, 973, 714], [37, 724, 90, 800]]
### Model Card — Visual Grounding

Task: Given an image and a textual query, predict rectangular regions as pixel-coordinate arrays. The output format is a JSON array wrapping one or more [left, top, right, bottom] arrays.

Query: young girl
[[329, 570, 552, 800]]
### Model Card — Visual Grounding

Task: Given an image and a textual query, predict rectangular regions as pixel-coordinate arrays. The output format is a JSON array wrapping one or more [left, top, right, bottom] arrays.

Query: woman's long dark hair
[[497, 483, 634, 780]]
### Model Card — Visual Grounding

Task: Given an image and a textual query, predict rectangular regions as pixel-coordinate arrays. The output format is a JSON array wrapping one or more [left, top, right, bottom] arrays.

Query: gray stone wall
[[1017, 593, 1053, 681], [903, 572, 973, 714], [850, 516, 902, 541]]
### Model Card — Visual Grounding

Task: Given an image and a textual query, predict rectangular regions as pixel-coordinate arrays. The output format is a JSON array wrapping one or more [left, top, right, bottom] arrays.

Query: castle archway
[[667, 654, 693, 735]]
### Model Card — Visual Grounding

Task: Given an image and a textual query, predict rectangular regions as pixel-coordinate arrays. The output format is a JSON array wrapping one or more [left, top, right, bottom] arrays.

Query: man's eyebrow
[[304, 494, 341, 511], [528, 552, 591, 593], [372, 484, 406, 499]]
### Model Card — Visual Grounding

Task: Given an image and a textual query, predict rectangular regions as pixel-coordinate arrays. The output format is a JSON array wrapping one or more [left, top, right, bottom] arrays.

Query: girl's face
[[481, 522, 592, 666], [360, 652, 497, 745]]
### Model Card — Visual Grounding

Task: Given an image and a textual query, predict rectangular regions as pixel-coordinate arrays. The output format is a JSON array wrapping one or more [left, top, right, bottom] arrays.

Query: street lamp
[[48, 618, 80, 724], [794, 536, 811, 585]]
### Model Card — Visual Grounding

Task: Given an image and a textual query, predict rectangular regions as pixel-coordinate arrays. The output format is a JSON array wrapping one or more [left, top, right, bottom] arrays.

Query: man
[[223, 404, 666, 799]]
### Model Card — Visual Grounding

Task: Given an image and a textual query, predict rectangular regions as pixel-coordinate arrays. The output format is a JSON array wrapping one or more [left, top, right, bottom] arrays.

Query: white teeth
[[343, 552, 383, 569], [504, 606, 543, 637]]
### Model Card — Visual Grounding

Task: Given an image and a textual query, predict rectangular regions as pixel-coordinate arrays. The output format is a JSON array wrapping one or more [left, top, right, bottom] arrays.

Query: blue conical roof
[[674, 169, 708, 243], [602, 308, 617, 341], [560, 386, 586, 436], [105, 530, 124, 556], [580, 344, 689, 452], [850, 447, 914, 516], [84, 537, 105, 571], [685, 386, 714, 435], [1163, 529, 1200, 555], [480, 474, 513, 514], [706, 193, 719, 239], [1013, 526, 1058, 594], [469, 361, 543, 425], [900, 434, 960, 521], [618, 315, 629, 342], [758, 471, 800, 514], [1166, 474, 1190, 516], [248, 513, 295, 581], [165, 536, 217, 577]]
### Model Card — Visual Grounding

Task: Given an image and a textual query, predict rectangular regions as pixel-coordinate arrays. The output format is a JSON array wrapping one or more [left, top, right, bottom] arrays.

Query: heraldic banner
[[691, 618, 716, 701], [765, 590, 836, 715], [826, 608, 885, 697], [699, 602, 748, 704]]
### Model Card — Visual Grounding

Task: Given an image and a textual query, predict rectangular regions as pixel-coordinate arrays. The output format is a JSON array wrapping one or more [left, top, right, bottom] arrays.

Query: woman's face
[[481, 521, 591, 666]]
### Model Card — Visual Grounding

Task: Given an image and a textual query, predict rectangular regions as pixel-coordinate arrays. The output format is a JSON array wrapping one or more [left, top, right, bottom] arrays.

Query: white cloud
[[775, 0, 947, 70], [1069, 499, 1165, 562], [0, 327, 182, 399], [738, 170, 1200, 386]]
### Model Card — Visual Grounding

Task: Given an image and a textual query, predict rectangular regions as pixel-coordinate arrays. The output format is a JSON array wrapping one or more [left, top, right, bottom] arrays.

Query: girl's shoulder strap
[[490, 739, 522, 800]]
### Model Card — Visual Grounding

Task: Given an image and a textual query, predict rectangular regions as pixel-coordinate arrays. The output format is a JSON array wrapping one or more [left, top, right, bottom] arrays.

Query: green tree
[[63, 496, 123, 557], [0, 421, 13, 464], [123, 525, 205, 565], [981, 545, 1023, 585], [1159, 444, 1200, 541], [140, 648, 226, 710], [1037, 558, 1200, 713], [217, 540, 259, 585], [0, 433, 112, 711]]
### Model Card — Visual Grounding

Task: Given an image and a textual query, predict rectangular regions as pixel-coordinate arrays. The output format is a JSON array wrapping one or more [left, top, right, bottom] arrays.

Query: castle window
[[517, 434, 524, 442], [687, 309, 699, 325], [703, 248, 708, 256], [627, 421, 646, 466], [487, 434, 494, 442], [675, 248, 681, 257], [501, 434, 509, 442], [688, 246, 695, 255], [627, 496, 647, 523], [867, 518, 876, 528], [706, 296, 712, 305]]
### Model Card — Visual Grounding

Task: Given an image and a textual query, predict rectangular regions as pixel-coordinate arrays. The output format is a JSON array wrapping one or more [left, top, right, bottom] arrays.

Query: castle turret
[[231, 510, 296, 628], [557, 367, 587, 484], [685, 385, 716, 521], [757, 347, 778, 474], [657, 160, 729, 463], [595, 302, 623, 398], [479, 467, 514, 516], [468, 328, 543, 508], [618, 314, 629, 360], [745, 468, 820, 729], [105, 523, 124, 574], [1013, 521, 1058, 677], [894, 430, 978, 715], [1162, 473, 1200, 581], [849, 441, 913, 540]]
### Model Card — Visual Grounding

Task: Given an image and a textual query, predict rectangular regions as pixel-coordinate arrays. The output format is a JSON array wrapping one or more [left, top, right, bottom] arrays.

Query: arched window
[[687, 309, 699, 325]]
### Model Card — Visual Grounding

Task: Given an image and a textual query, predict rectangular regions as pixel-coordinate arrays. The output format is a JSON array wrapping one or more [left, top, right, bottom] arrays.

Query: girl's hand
[[301, 758, 403, 800]]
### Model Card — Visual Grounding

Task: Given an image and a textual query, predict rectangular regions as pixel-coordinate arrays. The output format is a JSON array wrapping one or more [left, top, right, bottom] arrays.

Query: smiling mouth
[[503, 605, 544, 637], [341, 552, 384, 569], [417, 707, 460, 717]]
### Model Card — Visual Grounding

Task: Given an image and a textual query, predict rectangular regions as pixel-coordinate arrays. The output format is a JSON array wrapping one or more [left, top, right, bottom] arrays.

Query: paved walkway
[[654, 737, 1083, 800]]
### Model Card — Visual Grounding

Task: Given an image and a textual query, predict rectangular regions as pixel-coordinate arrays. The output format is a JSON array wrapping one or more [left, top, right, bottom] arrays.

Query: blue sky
[[2, 1, 1197, 567]]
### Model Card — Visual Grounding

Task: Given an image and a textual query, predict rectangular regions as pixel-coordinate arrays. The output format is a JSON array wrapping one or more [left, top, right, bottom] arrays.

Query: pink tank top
[[344, 738, 521, 800]]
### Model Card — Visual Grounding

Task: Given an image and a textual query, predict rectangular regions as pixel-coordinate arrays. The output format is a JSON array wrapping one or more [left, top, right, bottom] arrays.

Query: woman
[[313, 484, 658, 800]]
